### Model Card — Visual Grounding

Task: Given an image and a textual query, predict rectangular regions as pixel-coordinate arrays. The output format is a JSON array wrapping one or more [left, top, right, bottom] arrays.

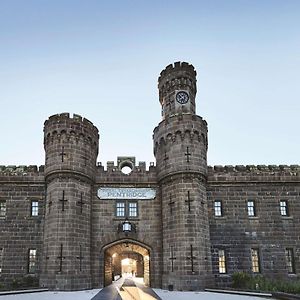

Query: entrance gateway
[[98, 187, 155, 287]]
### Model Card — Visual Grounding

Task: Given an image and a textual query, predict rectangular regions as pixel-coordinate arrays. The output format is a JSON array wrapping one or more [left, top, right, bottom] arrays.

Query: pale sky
[[0, 0, 299, 167]]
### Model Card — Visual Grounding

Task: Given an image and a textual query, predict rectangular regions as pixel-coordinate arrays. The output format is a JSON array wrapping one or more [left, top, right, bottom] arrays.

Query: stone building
[[0, 62, 299, 291]]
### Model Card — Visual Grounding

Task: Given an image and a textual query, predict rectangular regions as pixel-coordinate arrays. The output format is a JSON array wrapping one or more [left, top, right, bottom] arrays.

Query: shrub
[[231, 272, 300, 295]]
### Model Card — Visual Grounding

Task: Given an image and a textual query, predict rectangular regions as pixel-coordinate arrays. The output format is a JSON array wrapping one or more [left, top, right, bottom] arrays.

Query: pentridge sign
[[97, 187, 156, 200]]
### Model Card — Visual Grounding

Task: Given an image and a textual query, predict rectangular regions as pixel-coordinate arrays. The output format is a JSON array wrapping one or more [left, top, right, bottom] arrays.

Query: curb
[[0, 289, 48, 296], [205, 288, 272, 298]]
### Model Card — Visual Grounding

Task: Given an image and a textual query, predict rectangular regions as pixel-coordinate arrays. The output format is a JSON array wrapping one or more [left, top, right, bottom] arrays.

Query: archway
[[103, 239, 150, 287]]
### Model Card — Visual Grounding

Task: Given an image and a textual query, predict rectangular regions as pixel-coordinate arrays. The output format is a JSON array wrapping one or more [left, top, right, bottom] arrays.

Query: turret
[[153, 62, 213, 290], [41, 113, 99, 290]]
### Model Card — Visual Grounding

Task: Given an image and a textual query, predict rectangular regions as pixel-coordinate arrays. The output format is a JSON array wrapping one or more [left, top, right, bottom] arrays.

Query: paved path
[[91, 278, 161, 300]]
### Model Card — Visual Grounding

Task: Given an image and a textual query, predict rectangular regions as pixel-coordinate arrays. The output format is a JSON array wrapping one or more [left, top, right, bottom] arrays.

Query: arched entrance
[[103, 239, 150, 287]]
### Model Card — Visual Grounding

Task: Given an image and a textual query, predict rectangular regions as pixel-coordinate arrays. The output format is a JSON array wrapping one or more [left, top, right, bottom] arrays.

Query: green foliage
[[232, 272, 300, 295], [10, 276, 39, 290]]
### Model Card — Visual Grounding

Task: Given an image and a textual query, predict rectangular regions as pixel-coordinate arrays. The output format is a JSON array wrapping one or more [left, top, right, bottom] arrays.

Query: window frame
[[280, 200, 289, 217], [247, 200, 256, 217], [251, 248, 260, 273], [115, 201, 126, 217], [214, 200, 223, 217], [0, 201, 6, 219], [0, 248, 3, 274], [218, 249, 227, 274], [28, 249, 37, 274], [128, 201, 138, 218], [115, 200, 139, 218], [31, 200, 39, 217], [285, 248, 295, 274]]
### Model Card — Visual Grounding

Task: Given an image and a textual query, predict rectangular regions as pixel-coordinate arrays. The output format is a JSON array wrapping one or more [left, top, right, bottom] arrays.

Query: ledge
[[0, 288, 48, 296], [204, 288, 272, 298]]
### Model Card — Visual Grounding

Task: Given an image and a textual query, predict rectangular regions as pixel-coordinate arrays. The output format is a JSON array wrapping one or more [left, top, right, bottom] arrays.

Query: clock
[[176, 91, 189, 104]]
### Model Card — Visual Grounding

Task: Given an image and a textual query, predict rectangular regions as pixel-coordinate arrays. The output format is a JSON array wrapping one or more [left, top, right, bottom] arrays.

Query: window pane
[[0, 248, 3, 273], [129, 202, 137, 217], [0, 201, 6, 218], [247, 200, 256, 217], [214, 201, 222, 216], [285, 248, 295, 274], [31, 201, 39, 216], [280, 201, 288, 216], [116, 202, 125, 217], [251, 248, 260, 273], [28, 249, 37, 273], [218, 249, 226, 273]]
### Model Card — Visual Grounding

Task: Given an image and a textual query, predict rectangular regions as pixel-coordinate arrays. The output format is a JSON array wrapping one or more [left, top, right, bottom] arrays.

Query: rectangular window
[[0, 248, 3, 273], [280, 200, 288, 216], [28, 249, 37, 274], [251, 248, 260, 273], [247, 200, 256, 217], [218, 249, 226, 273], [285, 248, 295, 274], [214, 200, 222, 217], [31, 201, 39, 216], [128, 202, 138, 217], [116, 202, 125, 217], [0, 201, 6, 219]]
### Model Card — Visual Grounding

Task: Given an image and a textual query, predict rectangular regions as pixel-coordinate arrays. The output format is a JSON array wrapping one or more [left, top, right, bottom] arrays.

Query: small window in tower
[[280, 200, 289, 216], [285, 248, 295, 274], [31, 201, 39, 216], [251, 248, 260, 273], [214, 200, 222, 217], [0, 201, 6, 219], [28, 249, 37, 274], [128, 202, 138, 217], [218, 249, 227, 274], [247, 200, 256, 217], [116, 202, 125, 217], [0, 248, 3, 273]]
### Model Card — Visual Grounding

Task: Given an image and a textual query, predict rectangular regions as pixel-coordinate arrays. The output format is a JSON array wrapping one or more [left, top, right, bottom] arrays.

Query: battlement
[[208, 165, 300, 175], [0, 165, 45, 175], [44, 113, 99, 135], [96, 161, 156, 173], [158, 61, 196, 83]]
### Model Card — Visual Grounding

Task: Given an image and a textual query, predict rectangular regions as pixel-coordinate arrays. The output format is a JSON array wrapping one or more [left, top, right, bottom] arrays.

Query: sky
[[0, 0, 299, 168]]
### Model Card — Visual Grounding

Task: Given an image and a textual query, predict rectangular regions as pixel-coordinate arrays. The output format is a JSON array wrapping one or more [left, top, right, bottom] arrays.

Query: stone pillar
[[153, 62, 213, 290], [40, 113, 99, 290]]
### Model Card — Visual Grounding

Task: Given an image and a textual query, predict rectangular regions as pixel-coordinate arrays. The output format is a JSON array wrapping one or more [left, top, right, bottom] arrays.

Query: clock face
[[176, 91, 189, 104]]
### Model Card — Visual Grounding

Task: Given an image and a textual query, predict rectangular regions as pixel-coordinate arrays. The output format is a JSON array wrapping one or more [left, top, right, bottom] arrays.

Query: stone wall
[[207, 165, 300, 287], [0, 166, 45, 287]]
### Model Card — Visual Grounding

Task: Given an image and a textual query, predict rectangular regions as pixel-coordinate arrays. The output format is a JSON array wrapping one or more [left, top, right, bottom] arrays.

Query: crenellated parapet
[[208, 165, 300, 183], [0, 165, 44, 174], [95, 159, 156, 184], [158, 61, 197, 99], [44, 113, 99, 150], [153, 114, 207, 155]]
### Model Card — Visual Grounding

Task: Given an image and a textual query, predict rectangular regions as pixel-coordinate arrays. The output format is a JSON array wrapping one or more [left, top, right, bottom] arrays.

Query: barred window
[[31, 201, 39, 216], [0, 201, 6, 219], [285, 248, 295, 274], [116, 202, 125, 217], [0, 248, 3, 273], [280, 201, 288, 216], [128, 202, 138, 217], [218, 249, 226, 274], [214, 200, 222, 217], [28, 249, 37, 274], [247, 200, 256, 217], [251, 248, 260, 273]]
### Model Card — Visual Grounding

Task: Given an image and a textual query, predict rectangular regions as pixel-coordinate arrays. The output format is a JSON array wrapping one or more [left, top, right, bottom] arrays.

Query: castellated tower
[[41, 113, 99, 290], [153, 62, 213, 290]]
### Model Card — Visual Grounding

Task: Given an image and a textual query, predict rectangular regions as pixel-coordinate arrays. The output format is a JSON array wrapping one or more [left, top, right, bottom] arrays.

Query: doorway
[[103, 239, 150, 286]]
